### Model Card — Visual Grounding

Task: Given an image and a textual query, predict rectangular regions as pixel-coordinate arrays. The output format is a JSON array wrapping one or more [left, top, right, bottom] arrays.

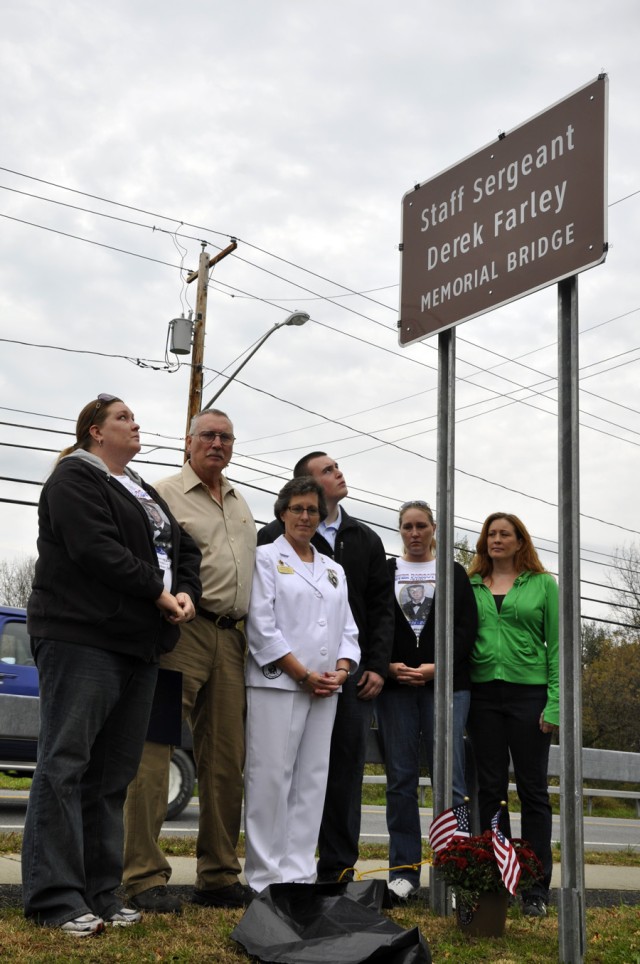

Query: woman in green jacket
[[467, 512, 558, 919]]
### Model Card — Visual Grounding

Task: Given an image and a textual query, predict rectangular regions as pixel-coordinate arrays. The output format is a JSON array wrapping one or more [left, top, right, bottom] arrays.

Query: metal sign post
[[557, 275, 586, 962], [430, 325, 456, 915]]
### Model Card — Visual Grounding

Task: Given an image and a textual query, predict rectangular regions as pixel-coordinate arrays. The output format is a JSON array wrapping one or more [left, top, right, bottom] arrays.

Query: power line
[[3, 187, 638, 454], [0, 336, 174, 368], [0, 212, 184, 271], [4, 166, 637, 416], [2, 398, 640, 547], [0, 404, 75, 424], [582, 614, 639, 630], [3, 164, 636, 304], [2, 171, 639, 543], [4, 326, 638, 463], [2, 451, 640, 567], [0, 483, 635, 622]]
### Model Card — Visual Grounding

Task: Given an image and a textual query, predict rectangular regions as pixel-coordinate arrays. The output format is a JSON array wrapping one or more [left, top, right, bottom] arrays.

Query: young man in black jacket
[[257, 452, 394, 882]]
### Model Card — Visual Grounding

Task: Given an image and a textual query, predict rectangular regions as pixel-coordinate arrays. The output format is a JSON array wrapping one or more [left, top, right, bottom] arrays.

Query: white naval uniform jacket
[[245, 535, 360, 689]]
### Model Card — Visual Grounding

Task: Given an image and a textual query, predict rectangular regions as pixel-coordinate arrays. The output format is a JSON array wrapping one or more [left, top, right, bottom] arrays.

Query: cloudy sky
[[1, 0, 638, 628]]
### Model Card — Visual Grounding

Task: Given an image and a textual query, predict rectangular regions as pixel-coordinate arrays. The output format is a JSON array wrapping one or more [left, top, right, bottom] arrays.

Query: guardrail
[[364, 730, 640, 817]]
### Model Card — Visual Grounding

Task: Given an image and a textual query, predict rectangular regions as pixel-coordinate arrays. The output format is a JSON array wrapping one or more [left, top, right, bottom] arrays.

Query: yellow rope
[[336, 858, 433, 883]]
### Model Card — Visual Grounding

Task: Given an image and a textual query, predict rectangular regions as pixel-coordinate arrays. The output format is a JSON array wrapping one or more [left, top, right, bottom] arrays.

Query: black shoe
[[192, 882, 254, 908], [523, 895, 548, 918], [129, 886, 182, 915]]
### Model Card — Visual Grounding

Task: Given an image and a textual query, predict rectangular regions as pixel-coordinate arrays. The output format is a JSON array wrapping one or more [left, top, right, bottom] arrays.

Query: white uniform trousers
[[243, 686, 339, 892]]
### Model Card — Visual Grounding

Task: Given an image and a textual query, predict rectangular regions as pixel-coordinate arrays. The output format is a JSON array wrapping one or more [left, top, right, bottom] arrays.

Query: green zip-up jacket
[[469, 570, 559, 726]]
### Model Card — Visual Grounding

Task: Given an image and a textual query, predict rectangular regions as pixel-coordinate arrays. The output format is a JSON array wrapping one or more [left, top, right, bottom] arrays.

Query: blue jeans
[[317, 672, 376, 878], [466, 681, 552, 899], [376, 684, 470, 887], [22, 638, 158, 926]]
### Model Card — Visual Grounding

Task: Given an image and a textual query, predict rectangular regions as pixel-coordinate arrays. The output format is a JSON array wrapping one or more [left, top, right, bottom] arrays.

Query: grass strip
[[1, 901, 639, 962]]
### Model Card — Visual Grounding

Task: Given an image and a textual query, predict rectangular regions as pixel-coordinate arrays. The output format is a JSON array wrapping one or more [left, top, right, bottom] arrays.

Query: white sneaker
[[388, 878, 418, 900], [105, 907, 143, 926], [59, 913, 105, 937]]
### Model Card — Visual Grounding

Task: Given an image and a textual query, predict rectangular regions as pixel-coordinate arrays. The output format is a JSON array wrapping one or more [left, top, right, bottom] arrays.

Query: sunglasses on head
[[400, 500, 431, 512], [94, 393, 117, 414]]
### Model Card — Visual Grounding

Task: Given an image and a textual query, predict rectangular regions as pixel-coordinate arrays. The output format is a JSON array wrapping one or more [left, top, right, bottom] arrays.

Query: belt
[[197, 607, 243, 630]]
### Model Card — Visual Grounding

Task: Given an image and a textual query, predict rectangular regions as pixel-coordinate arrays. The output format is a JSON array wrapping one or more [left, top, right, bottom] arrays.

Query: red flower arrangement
[[433, 831, 542, 911]]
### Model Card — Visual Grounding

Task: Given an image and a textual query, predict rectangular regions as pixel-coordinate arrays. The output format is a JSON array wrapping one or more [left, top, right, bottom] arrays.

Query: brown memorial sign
[[399, 75, 608, 346]]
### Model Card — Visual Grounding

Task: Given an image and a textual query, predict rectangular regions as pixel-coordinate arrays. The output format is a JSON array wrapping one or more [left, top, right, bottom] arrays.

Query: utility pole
[[183, 239, 237, 458]]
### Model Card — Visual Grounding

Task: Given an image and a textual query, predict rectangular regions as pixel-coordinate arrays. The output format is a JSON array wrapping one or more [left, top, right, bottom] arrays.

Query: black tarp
[[231, 880, 431, 963]]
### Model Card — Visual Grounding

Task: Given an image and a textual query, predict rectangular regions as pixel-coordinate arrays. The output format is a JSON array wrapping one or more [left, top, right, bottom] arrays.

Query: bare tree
[[608, 543, 640, 639], [0, 556, 36, 608]]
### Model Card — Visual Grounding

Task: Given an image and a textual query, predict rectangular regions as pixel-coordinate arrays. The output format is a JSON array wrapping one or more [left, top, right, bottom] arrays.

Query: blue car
[[0, 606, 195, 819], [0, 606, 38, 775]]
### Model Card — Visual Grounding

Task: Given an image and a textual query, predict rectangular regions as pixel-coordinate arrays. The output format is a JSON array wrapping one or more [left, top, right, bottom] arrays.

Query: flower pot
[[456, 890, 509, 937]]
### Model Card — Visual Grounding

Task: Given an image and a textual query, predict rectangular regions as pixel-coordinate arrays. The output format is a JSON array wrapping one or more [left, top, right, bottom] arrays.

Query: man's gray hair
[[189, 408, 233, 436]]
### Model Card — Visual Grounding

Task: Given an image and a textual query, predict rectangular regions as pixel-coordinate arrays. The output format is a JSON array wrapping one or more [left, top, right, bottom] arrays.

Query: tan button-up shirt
[[155, 461, 256, 619]]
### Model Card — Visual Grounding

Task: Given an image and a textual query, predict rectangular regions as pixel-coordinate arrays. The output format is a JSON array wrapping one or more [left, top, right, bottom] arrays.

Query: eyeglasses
[[94, 393, 117, 413], [400, 500, 431, 512], [193, 431, 235, 445], [286, 505, 320, 516]]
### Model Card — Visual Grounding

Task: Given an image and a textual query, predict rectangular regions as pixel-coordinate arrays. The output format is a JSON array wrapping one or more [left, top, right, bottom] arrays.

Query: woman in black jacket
[[376, 500, 477, 901], [22, 395, 201, 936]]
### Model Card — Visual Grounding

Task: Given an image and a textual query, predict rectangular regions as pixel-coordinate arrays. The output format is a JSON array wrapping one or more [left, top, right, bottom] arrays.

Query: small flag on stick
[[428, 802, 471, 854], [491, 806, 521, 896]]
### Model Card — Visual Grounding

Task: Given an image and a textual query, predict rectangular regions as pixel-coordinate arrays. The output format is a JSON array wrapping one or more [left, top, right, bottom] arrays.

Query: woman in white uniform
[[244, 477, 360, 893]]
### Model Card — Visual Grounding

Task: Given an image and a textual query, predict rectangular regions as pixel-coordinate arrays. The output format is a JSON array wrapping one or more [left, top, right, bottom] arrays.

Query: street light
[[200, 311, 311, 411]]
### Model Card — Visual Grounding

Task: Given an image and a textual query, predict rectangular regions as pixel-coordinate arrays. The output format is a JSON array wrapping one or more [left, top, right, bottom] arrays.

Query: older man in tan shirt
[[123, 409, 256, 912]]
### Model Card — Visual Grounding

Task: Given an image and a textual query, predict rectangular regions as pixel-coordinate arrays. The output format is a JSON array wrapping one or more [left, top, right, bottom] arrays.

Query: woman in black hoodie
[[376, 500, 476, 901], [23, 395, 201, 936]]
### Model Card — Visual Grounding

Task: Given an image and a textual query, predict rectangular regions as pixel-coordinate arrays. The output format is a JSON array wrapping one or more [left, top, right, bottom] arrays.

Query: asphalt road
[[2, 790, 638, 852]]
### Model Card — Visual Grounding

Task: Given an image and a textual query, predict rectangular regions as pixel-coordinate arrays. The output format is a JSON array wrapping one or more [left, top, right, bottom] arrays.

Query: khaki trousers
[[123, 616, 247, 895]]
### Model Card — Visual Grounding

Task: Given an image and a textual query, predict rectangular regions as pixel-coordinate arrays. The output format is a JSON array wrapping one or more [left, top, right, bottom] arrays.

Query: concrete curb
[[3, 853, 640, 891]]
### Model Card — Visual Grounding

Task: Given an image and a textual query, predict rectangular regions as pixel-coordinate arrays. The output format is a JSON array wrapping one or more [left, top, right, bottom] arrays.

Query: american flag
[[428, 803, 471, 854], [491, 809, 521, 895]]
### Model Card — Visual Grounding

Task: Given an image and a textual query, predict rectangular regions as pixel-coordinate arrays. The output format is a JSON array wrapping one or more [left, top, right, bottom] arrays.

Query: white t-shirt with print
[[114, 474, 174, 590], [395, 558, 436, 642]]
